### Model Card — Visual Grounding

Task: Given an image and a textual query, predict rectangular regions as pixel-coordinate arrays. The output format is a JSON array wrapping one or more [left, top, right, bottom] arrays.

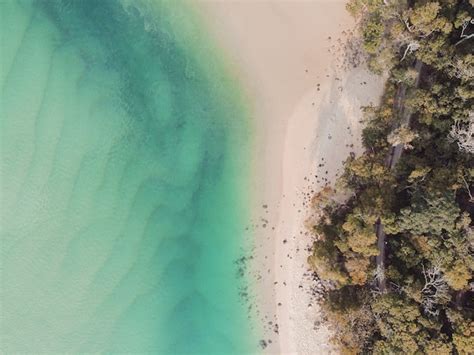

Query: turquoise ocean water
[[0, 0, 258, 353]]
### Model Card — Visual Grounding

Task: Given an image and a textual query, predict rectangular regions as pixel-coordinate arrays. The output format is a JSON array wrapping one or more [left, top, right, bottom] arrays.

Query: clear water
[[0, 0, 257, 353]]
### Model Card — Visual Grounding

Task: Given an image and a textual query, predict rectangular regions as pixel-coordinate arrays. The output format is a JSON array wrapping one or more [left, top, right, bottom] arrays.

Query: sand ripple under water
[[0, 0, 256, 353]]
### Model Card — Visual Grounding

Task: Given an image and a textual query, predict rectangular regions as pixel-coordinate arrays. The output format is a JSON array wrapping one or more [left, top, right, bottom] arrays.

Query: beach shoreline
[[196, 1, 385, 353]]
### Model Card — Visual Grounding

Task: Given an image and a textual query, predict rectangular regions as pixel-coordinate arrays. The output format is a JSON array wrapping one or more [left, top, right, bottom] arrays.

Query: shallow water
[[0, 0, 257, 353]]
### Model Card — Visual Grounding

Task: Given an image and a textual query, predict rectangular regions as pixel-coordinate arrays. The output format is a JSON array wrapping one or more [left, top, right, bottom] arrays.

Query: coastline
[[196, 1, 385, 353]]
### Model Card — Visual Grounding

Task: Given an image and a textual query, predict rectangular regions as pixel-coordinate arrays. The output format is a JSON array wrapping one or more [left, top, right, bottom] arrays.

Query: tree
[[371, 294, 439, 354], [395, 193, 461, 236], [322, 288, 376, 354], [345, 253, 371, 284], [446, 309, 474, 354], [308, 245, 349, 287], [401, 2, 452, 38], [341, 154, 391, 188], [391, 67, 420, 86], [387, 125, 419, 149], [443, 259, 472, 290], [341, 212, 379, 256], [448, 54, 474, 81], [422, 337, 453, 355], [363, 18, 385, 54], [407, 166, 431, 184]]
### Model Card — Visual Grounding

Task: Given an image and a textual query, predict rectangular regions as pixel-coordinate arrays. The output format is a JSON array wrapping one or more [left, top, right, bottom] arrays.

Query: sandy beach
[[197, 1, 385, 353]]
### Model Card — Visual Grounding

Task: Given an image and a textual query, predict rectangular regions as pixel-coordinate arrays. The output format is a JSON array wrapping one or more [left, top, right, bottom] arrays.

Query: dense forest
[[307, 0, 473, 353]]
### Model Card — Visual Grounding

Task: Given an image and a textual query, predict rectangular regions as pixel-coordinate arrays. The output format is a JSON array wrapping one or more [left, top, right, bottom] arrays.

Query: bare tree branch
[[455, 18, 474, 46], [461, 174, 474, 202], [421, 263, 450, 317], [449, 114, 474, 154], [401, 42, 420, 61]]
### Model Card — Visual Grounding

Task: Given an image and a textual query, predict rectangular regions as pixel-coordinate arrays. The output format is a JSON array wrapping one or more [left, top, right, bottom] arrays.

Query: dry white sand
[[197, 1, 385, 353]]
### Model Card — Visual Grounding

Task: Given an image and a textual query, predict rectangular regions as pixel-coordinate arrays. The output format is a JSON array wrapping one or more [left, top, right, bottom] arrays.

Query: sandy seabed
[[197, 1, 385, 353]]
